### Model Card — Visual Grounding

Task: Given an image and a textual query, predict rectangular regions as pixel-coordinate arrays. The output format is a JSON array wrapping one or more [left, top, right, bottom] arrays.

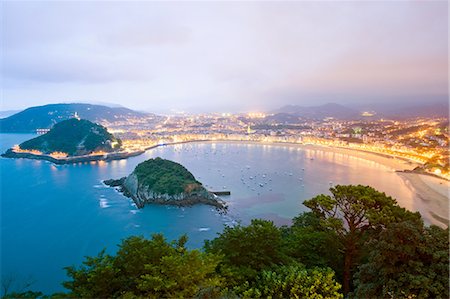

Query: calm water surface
[[1, 134, 417, 293]]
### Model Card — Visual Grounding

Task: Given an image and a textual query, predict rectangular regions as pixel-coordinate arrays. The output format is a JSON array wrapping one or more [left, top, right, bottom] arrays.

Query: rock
[[103, 158, 227, 210]]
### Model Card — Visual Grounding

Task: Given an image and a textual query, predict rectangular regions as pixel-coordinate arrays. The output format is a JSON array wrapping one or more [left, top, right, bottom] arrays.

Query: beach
[[397, 173, 449, 227], [298, 143, 448, 227], [301, 144, 449, 228]]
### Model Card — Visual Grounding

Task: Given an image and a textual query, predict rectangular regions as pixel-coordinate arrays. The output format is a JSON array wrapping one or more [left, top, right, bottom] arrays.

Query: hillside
[[104, 157, 225, 209], [19, 118, 121, 156], [272, 103, 360, 120], [361, 101, 449, 119], [0, 103, 148, 133]]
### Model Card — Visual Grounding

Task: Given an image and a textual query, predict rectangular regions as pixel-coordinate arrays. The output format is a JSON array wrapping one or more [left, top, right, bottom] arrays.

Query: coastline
[[397, 172, 449, 227], [103, 177, 227, 210], [179, 139, 421, 171], [1, 149, 144, 164]]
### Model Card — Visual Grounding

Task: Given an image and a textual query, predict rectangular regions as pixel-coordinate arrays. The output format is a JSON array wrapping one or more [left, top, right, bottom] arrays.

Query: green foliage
[[239, 264, 343, 299], [204, 219, 288, 286], [61, 227, 344, 299], [2, 291, 44, 299], [63, 234, 222, 298], [136, 249, 222, 298], [303, 185, 420, 236], [303, 184, 421, 294], [282, 212, 344, 281], [133, 157, 202, 196], [63, 249, 118, 298], [353, 220, 449, 299], [19, 118, 120, 156]]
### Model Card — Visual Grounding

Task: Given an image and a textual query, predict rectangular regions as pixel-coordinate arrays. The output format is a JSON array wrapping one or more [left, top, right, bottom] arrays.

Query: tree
[[303, 185, 420, 294], [1, 291, 44, 299], [63, 249, 119, 298], [136, 249, 222, 298], [281, 212, 344, 281], [239, 264, 343, 299], [63, 234, 222, 298], [204, 219, 287, 286], [1, 273, 38, 299], [353, 220, 449, 298]]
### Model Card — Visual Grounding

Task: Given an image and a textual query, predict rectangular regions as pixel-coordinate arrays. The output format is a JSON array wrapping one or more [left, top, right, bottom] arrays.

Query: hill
[[359, 101, 449, 119], [272, 103, 359, 120], [0, 103, 148, 133], [19, 118, 121, 156], [104, 157, 225, 209]]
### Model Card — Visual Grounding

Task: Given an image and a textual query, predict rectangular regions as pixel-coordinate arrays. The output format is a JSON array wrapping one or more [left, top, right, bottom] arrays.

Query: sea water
[[0, 134, 417, 294]]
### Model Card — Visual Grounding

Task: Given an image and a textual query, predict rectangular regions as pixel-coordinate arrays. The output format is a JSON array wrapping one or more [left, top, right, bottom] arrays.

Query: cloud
[[100, 25, 191, 48], [1, 1, 448, 111]]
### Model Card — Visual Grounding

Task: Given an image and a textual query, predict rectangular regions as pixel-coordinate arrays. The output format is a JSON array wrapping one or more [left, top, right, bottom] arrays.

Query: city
[[98, 112, 449, 180]]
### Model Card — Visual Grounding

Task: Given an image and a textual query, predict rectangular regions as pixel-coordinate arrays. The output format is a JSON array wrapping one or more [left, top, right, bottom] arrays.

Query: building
[[36, 128, 50, 135]]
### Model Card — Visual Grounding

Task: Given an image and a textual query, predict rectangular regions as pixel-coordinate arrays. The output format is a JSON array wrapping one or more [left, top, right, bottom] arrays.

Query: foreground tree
[[303, 185, 420, 294], [282, 212, 344, 281], [63, 234, 222, 298], [204, 219, 288, 286], [353, 220, 449, 298], [239, 264, 343, 299]]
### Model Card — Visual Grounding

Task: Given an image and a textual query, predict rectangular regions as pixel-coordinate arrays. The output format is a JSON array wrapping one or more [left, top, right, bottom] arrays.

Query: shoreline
[[159, 139, 422, 172], [1, 149, 144, 164], [397, 172, 449, 227], [103, 177, 228, 211]]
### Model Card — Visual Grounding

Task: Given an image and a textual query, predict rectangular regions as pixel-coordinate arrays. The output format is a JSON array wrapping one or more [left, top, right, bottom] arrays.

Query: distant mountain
[[19, 118, 121, 156], [0, 110, 21, 118], [264, 113, 302, 124], [271, 103, 359, 120], [0, 103, 149, 133], [368, 102, 449, 119]]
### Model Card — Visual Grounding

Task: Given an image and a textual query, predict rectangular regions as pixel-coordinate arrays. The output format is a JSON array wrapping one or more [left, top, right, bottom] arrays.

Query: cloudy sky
[[1, 1, 448, 113]]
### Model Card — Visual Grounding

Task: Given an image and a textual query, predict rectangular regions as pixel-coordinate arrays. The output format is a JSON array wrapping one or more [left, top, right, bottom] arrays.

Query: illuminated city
[[10, 111, 449, 180], [102, 113, 449, 180], [1, 0, 448, 297]]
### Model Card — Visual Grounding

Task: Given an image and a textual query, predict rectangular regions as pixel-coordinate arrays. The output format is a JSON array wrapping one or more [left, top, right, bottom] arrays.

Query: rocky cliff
[[104, 158, 226, 210]]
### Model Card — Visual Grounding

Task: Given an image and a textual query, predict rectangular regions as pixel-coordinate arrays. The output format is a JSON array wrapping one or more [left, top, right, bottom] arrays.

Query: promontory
[[104, 157, 227, 210]]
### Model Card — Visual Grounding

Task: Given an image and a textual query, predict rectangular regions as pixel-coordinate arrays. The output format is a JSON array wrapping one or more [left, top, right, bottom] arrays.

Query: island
[[1, 118, 144, 164], [104, 157, 227, 210]]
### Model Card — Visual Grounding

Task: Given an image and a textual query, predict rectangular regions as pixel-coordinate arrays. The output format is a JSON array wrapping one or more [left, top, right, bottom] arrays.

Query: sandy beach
[[297, 143, 448, 227], [397, 173, 449, 227]]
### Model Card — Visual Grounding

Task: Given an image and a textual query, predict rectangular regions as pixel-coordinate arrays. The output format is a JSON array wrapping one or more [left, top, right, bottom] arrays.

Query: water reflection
[[0, 137, 434, 294]]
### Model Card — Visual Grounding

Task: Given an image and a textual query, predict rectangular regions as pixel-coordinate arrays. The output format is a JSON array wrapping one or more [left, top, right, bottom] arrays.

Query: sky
[[1, 1, 448, 113]]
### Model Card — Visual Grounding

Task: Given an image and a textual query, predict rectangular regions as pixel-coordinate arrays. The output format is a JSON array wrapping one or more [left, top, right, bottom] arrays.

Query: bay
[[0, 134, 417, 294]]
